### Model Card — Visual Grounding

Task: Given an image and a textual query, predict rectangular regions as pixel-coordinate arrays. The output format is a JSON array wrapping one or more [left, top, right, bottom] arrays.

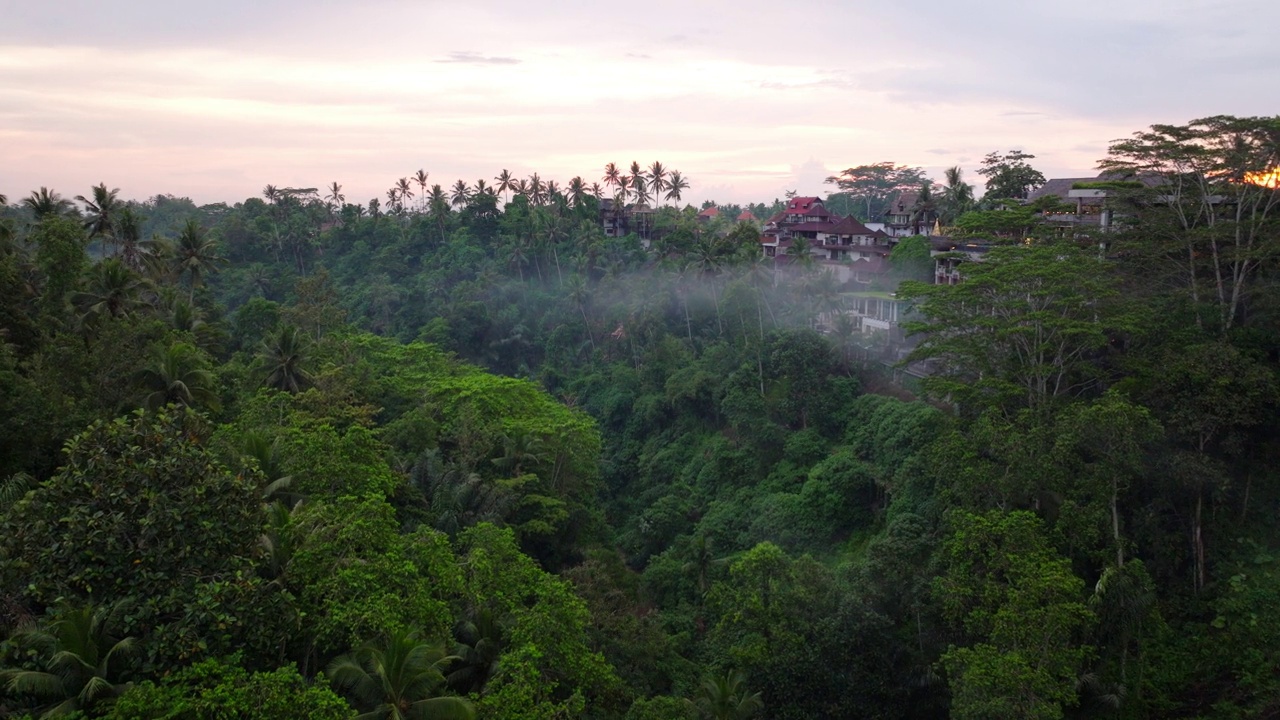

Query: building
[[697, 205, 721, 222]]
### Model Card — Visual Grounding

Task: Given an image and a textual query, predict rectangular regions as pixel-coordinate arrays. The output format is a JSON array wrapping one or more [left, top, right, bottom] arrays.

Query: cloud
[[436, 51, 521, 65]]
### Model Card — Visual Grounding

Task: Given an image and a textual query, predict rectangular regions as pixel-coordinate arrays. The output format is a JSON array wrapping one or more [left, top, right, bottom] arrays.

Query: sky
[[3, 0, 1279, 207]]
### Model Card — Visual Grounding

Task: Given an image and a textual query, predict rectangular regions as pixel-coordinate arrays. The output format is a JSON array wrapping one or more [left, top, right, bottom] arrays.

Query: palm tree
[[446, 609, 502, 695], [648, 161, 669, 207], [689, 671, 763, 720], [241, 430, 299, 504], [473, 179, 494, 198], [170, 219, 223, 300], [327, 630, 474, 720], [1, 603, 137, 719], [588, 182, 604, 199], [909, 182, 938, 235], [450, 180, 472, 208], [544, 179, 561, 203], [135, 342, 220, 411], [566, 177, 587, 209], [386, 188, 402, 214], [494, 170, 514, 204], [71, 258, 149, 324], [262, 184, 281, 204], [527, 174, 546, 206], [512, 178, 530, 202], [111, 207, 145, 272], [602, 163, 622, 192], [666, 171, 689, 207], [396, 177, 415, 209], [327, 182, 345, 208], [260, 325, 312, 393], [490, 432, 549, 477], [75, 183, 121, 252], [22, 187, 73, 219], [428, 185, 450, 241], [940, 166, 975, 224], [413, 170, 430, 209]]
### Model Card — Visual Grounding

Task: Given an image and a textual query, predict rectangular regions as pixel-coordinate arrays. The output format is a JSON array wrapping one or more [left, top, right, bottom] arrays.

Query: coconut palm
[[170, 219, 223, 300], [450, 180, 472, 208], [588, 182, 604, 199], [666, 171, 689, 207], [386, 188, 402, 214], [136, 342, 220, 411], [327, 182, 345, 208], [71, 258, 149, 324], [648, 161, 669, 206], [473, 179, 494, 198], [490, 431, 549, 477], [413, 170, 430, 209], [262, 184, 281, 204], [566, 177, 587, 209], [689, 671, 763, 720], [1, 603, 137, 719], [628, 162, 646, 200], [446, 609, 503, 695], [939, 166, 975, 224], [494, 170, 514, 203], [396, 177, 415, 208], [327, 629, 474, 720], [512, 178, 530, 202], [544, 179, 561, 203], [241, 430, 300, 504], [602, 163, 622, 192], [259, 325, 312, 393], [428, 185, 450, 241], [75, 183, 121, 251], [527, 174, 547, 206], [22, 187, 73, 219]]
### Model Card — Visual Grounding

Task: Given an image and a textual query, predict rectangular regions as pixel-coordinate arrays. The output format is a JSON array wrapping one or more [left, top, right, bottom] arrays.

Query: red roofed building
[[737, 210, 756, 222], [697, 205, 720, 222]]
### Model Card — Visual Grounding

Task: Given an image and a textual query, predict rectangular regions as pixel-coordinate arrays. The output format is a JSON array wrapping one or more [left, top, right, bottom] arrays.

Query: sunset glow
[[1245, 167, 1280, 189]]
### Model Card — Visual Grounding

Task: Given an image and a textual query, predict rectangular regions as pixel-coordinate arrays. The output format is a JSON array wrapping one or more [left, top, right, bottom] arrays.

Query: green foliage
[[0, 408, 260, 611], [937, 511, 1094, 719], [105, 658, 353, 719]]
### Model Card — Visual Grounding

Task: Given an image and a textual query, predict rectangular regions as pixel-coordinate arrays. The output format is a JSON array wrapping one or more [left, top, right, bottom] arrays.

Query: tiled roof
[[698, 206, 720, 217], [823, 216, 875, 235], [788, 221, 844, 233], [737, 210, 755, 221], [785, 196, 824, 212]]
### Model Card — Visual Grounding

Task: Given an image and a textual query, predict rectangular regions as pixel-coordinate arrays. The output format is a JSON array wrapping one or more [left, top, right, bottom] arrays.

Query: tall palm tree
[[567, 177, 587, 209], [259, 325, 312, 393], [527, 174, 546, 206], [494, 170, 514, 203], [473, 179, 494, 198], [327, 630, 474, 720], [22, 187, 73, 219], [512, 178, 530, 202], [602, 163, 622, 193], [327, 182, 345, 208], [450, 180, 472, 208], [386, 188, 402, 215], [413, 170, 430, 210], [396, 178, 415, 210], [170, 219, 224, 300], [666, 171, 689, 207], [135, 342, 220, 411], [647, 161, 669, 207], [588, 182, 604, 199], [113, 207, 145, 272], [1, 603, 137, 719], [75, 183, 121, 252], [428, 185, 451, 241], [690, 671, 763, 720], [628, 162, 646, 202], [262, 184, 281, 204]]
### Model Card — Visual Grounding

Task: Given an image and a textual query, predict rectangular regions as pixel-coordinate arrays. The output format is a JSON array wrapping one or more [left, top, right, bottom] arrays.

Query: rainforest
[[2, 116, 1280, 720]]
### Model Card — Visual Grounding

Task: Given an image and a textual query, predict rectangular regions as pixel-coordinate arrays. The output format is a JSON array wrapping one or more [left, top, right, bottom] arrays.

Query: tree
[[2, 603, 137, 719], [259, 325, 313, 393], [136, 341, 221, 411], [603, 163, 622, 194], [977, 150, 1046, 201], [824, 162, 927, 220], [1098, 115, 1280, 333], [494, 169, 514, 203], [666, 171, 689, 207], [326, 181, 345, 209], [909, 182, 938, 235], [327, 629, 474, 720], [23, 187, 74, 219], [939, 166, 975, 223], [414, 169, 430, 207], [0, 408, 260, 610], [648, 161, 669, 207], [170, 218, 224, 300], [689, 671, 763, 720], [75, 183, 121, 251], [888, 235, 933, 282], [936, 511, 1094, 720], [450, 180, 472, 209], [71, 258, 150, 324], [901, 242, 1126, 411]]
